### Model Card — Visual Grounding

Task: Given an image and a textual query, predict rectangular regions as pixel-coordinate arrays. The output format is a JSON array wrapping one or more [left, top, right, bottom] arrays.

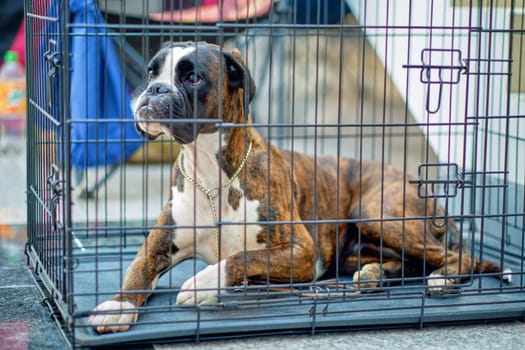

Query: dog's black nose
[[147, 82, 172, 96]]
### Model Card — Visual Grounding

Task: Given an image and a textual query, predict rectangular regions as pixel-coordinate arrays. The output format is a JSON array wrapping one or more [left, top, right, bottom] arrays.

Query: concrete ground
[[156, 322, 525, 350]]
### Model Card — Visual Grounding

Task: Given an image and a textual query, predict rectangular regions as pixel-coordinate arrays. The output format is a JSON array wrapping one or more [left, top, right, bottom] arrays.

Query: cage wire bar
[[24, 0, 525, 348]]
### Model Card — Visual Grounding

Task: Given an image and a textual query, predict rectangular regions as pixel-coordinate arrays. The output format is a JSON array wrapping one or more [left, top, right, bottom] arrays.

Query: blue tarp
[[42, 0, 143, 168]]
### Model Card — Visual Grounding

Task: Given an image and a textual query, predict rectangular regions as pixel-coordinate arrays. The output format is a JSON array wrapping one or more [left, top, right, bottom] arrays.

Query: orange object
[[0, 80, 26, 115], [0, 51, 26, 115]]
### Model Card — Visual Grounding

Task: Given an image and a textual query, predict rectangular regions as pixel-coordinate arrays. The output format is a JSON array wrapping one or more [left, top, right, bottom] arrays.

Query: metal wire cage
[[25, 0, 525, 348]]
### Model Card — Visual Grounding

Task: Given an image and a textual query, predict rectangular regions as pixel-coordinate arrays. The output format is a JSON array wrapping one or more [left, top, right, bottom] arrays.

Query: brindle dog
[[89, 41, 510, 333]]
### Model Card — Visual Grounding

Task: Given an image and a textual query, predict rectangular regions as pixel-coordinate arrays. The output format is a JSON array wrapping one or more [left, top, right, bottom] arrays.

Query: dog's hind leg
[[352, 217, 475, 291], [427, 249, 513, 291], [425, 246, 475, 292]]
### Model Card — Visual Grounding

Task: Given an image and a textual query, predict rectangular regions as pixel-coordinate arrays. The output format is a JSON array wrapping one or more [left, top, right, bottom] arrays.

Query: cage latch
[[44, 39, 61, 108], [403, 48, 467, 114], [47, 164, 64, 236], [409, 163, 466, 228]]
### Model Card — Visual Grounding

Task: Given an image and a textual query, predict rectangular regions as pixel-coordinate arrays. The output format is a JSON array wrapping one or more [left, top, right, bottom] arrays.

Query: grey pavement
[[155, 322, 525, 350]]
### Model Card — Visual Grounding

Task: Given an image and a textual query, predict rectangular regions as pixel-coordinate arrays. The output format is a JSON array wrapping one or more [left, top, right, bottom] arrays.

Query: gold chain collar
[[177, 141, 253, 258]]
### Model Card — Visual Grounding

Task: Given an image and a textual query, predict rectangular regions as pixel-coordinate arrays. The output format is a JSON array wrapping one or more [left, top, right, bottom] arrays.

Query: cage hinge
[[44, 39, 62, 108], [403, 48, 467, 114], [409, 163, 467, 228]]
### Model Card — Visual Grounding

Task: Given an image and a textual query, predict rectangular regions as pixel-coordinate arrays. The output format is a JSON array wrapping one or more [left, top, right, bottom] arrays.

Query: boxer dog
[[89, 41, 510, 333]]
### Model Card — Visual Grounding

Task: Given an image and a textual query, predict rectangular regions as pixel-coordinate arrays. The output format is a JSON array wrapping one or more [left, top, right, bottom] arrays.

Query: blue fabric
[[37, 1, 63, 137], [40, 0, 142, 168], [68, 0, 142, 167]]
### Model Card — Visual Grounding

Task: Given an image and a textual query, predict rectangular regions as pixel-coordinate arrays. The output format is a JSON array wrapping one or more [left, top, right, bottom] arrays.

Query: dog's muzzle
[[134, 82, 197, 143]]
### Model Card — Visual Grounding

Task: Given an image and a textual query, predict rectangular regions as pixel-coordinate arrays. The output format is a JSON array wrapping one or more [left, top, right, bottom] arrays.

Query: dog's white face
[[134, 41, 255, 144], [134, 44, 195, 142]]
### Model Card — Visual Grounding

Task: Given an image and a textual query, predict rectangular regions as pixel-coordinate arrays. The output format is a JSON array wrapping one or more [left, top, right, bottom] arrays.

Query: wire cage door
[[24, 0, 74, 334], [24, 0, 525, 348]]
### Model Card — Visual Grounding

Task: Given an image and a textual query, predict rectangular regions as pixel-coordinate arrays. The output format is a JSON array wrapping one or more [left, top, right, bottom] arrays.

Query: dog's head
[[134, 41, 255, 144]]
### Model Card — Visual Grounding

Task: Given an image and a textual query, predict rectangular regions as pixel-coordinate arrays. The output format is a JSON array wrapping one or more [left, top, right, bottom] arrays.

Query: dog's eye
[[184, 72, 202, 86], [148, 70, 154, 82]]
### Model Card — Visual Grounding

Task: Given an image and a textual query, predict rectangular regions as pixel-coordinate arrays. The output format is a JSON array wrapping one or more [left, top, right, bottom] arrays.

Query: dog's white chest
[[170, 179, 263, 263], [168, 133, 264, 263]]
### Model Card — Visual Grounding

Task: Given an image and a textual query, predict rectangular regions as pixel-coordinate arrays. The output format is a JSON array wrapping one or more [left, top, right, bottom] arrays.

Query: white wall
[[346, 0, 523, 185]]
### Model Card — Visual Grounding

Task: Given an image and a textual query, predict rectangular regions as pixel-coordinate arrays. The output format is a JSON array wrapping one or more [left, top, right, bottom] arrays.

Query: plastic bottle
[[0, 50, 26, 153]]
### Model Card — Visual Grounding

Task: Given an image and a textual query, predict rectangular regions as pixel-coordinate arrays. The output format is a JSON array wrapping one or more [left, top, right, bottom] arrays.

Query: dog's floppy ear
[[223, 48, 256, 105]]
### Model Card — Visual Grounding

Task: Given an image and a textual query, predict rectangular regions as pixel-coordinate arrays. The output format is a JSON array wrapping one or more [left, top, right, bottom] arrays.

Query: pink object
[[0, 321, 29, 350], [150, 0, 274, 23], [9, 22, 25, 68]]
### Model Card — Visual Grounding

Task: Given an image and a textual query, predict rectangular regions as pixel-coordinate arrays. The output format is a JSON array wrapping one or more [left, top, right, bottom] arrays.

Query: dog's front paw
[[176, 263, 226, 305], [427, 272, 457, 293], [88, 300, 138, 333]]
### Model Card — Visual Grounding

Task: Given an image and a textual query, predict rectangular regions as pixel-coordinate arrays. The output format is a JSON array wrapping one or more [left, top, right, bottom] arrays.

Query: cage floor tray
[[70, 248, 525, 347]]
